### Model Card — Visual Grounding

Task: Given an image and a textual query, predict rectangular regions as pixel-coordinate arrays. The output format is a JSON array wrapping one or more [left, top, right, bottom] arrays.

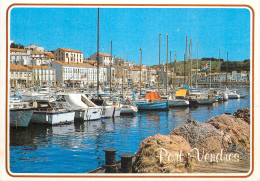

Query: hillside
[[151, 59, 250, 75]]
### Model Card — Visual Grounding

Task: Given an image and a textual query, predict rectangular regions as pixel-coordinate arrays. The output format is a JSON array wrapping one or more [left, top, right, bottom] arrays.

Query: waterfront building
[[10, 65, 31, 88], [26, 65, 56, 87], [10, 48, 31, 65], [51, 61, 107, 87], [54, 48, 83, 63], [90, 52, 113, 66]]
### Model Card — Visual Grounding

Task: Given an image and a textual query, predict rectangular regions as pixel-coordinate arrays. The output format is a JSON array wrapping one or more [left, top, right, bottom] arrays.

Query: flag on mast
[[201, 62, 211, 71]]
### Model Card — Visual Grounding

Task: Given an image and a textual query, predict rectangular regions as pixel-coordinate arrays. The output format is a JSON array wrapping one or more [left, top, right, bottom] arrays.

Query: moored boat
[[30, 100, 75, 125], [135, 92, 169, 110]]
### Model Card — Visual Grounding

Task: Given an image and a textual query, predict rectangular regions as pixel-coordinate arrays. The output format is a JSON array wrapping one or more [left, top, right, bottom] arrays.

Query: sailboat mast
[[96, 8, 100, 94], [185, 35, 187, 84], [110, 41, 112, 96], [122, 53, 124, 99], [158, 34, 161, 93], [174, 52, 177, 88], [170, 51, 172, 88], [139, 48, 142, 95], [196, 41, 199, 88], [190, 38, 192, 87], [219, 49, 221, 88], [226, 51, 228, 87], [166, 35, 168, 95]]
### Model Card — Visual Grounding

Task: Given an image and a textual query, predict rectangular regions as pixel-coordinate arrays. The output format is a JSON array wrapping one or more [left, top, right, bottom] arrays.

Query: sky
[[10, 7, 251, 65]]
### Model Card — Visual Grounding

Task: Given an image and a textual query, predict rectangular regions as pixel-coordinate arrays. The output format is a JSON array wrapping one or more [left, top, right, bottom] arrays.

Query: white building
[[10, 65, 31, 88], [54, 48, 83, 63], [10, 48, 31, 65], [26, 65, 56, 86], [51, 61, 107, 86], [30, 50, 51, 66], [90, 52, 114, 66]]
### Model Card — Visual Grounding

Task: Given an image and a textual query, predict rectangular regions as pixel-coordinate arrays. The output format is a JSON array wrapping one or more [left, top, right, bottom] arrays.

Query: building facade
[[54, 48, 83, 63]]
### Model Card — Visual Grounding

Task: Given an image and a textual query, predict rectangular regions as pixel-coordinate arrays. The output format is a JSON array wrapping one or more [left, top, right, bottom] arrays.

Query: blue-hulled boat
[[135, 101, 169, 110], [134, 92, 169, 110]]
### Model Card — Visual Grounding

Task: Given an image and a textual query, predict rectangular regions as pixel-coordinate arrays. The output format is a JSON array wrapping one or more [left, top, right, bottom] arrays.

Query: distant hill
[[151, 59, 250, 75]]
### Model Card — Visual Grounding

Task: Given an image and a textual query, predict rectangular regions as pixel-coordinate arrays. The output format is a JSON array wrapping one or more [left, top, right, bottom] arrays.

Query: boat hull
[[228, 94, 240, 99], [197, 99, 214, 105], [168, 99, 189, 107], [75, 108, 102, 121], [30, 110, 75, 125], [135, 101, 169, 110], [113, 106, 121, 117], [120, 105, 138, 114], [10, 109, 34, 127]]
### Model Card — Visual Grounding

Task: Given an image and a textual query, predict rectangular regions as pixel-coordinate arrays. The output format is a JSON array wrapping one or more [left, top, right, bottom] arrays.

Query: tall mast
[[226, 51, 228, 87], [170, 51, 172, 88], [110, 41, 112, 96], [174, 52, 177, 88], [185, 35, 187, 84], [183, 53, 185, 85], [139, 48, 142, 95], [122, 53, 124, 99], [158, 34, 161, 93], [219, 49, 221, 88], [166, 35, 168, 95], [96, 8, 100, 94], [196, 41, 199, 88], [73, 55, 75, 91], [190, 38, 192, 87]]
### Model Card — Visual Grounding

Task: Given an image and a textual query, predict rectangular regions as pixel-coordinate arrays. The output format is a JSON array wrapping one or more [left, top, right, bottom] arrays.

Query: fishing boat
[[30, 100, 75, 125], [135, 92, 169, 110], [168, 89, 189, 107], [64, 94, 102, 120], [10, 97, 34, 127]]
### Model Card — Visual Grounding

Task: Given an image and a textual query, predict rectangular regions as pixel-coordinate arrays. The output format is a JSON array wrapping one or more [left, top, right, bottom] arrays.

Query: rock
[[233, 108, 250, 124], [133, 134, 192, 173], [205, 114, 250, 151]]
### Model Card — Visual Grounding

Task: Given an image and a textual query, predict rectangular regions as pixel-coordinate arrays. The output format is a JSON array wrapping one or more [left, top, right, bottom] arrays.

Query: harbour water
[[9, 88, 250, 173]]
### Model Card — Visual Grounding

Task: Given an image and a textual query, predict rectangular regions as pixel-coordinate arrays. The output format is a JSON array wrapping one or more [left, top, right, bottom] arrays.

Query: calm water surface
[[10, 88, 250, 173]]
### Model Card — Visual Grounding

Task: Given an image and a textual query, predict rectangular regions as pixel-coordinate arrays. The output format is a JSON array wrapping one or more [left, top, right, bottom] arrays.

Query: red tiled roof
[[53, 61, 94, 67], [10, 48, 27, 52], [10, 65, 28, 71], [26, 65, 55, 70], [58, 48, 83, 53]]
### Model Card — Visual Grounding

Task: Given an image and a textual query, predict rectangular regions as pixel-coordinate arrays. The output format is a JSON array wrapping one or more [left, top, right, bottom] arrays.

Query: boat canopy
[[145, 92, 161, 101], [175, 89, 187, 97]]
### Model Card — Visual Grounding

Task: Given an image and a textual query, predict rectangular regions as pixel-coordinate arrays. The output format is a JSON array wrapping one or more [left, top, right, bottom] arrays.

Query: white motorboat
[[30, 100, 75, 125], [120, 104, 138, 114], [91, 96, 120, 118], [64, 94, 102, 121]]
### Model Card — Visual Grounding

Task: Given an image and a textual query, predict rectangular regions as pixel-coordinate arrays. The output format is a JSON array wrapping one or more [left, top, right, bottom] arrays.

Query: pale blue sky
[[10, 7, 251, 65]]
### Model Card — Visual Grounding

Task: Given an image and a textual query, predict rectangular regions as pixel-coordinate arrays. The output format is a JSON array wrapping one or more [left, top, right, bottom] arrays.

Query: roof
[[44, 52, 54, 58], [98, 53, 112, 57], [10, 48, 27, 52], [10, 65, 28, 71], [58, 48, 83, 53], [26, 65, 55, 70], [52, 61, 94, 67], [31, 50, 44, 55]]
